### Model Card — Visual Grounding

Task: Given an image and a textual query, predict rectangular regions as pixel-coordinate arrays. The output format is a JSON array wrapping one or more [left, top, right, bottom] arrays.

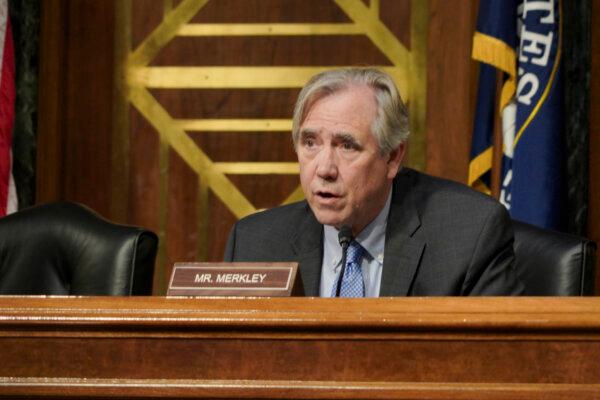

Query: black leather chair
[[0, 202, 158, 295], [513, 220, 597, 296]]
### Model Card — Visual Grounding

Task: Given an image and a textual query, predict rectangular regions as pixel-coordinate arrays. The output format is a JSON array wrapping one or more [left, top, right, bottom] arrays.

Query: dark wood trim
[[425, 0, 478, 183], [2, 378, 599, 400], [3, 296, 600, 329]]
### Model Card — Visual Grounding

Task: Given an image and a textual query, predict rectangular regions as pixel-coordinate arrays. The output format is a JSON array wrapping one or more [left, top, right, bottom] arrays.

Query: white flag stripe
[[0, 0, 7, 78], [6, 151, 16, 214]]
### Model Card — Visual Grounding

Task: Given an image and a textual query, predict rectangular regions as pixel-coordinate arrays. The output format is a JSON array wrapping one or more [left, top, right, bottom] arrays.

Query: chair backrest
[[513, 220, 596, 296], [0, 202, 158, 295]]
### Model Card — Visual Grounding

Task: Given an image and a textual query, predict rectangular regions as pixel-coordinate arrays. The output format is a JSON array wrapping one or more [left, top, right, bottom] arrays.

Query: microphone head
[[338, 225, 353, 246]]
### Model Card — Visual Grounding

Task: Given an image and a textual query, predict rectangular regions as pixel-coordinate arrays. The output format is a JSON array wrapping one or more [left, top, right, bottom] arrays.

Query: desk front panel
[[1, 297, 599, 399]]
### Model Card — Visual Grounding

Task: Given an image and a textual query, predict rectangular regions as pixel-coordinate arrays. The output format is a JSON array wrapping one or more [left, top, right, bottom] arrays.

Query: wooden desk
[[1, 296, 600, 399]]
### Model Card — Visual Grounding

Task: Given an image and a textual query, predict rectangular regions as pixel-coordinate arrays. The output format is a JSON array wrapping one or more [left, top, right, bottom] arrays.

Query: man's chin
[[312, 211, 350, 229]]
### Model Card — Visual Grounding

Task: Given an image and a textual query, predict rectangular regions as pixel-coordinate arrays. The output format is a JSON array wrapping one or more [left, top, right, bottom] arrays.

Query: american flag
[[0, 0, 17, 216]]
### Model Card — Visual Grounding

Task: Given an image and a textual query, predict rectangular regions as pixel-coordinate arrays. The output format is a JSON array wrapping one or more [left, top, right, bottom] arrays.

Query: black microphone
[[335, 225, 353, 297]]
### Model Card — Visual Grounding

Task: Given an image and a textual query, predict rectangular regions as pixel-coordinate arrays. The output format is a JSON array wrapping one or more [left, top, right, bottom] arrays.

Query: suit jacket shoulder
[[385, 168, 523, 296]]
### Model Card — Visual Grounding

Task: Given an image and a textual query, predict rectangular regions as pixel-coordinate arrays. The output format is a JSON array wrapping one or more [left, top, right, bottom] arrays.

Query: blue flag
[[469, 0, 518, 194], [471, 0, 566, 230]]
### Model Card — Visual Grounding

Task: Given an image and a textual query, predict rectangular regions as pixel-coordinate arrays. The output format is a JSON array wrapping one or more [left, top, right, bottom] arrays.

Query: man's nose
[[315, 146, 338, 181]]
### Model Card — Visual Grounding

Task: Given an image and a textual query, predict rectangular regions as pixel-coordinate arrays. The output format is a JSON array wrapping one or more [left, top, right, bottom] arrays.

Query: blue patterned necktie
[[332, 240, 366, 297]]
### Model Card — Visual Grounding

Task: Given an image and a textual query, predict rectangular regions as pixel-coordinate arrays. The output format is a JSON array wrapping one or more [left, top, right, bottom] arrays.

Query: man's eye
[[304, 138, 315, 147], [342, 142, 356, 150]]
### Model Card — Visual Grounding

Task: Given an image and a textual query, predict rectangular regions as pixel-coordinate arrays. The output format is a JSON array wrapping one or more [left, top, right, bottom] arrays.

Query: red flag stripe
[[0, 0, 15, 216]]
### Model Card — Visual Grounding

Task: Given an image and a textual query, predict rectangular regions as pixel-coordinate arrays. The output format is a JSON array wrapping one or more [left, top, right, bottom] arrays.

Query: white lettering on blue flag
[[500, 0, 564, 229]]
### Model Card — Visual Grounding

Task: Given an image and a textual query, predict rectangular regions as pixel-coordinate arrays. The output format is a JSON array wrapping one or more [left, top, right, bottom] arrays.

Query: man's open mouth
[[317, 191, 338, 198]]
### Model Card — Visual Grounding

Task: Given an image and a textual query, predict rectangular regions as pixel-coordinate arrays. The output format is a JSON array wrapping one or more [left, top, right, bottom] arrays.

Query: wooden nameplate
[[167, 262, 304, 297]]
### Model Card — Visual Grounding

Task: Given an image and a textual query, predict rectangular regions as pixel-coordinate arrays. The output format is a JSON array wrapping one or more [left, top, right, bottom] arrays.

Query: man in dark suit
[[225, 67, 524, 297]]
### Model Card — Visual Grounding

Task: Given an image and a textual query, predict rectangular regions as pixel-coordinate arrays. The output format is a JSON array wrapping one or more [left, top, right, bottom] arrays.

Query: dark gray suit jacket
[[224, 168, 524, 296]]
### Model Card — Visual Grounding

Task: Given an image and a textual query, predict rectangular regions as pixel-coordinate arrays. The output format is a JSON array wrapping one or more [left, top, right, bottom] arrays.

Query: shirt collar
[[324, 190, 391, 266]]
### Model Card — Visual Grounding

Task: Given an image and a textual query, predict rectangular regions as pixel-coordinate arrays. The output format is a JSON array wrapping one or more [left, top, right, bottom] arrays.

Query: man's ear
[[386, 142, 406, 179]]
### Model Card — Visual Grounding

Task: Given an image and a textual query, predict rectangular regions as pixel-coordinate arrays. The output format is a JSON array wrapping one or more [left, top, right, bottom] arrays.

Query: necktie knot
[[346, 240, 365, 267], [332, 240, 366, 297]]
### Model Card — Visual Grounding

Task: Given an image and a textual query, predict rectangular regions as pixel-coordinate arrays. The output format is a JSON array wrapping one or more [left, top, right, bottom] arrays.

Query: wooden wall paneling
[[37, 1, 115, 217], [425, 0, 479, 183], [62, 1, 115, 217], [590, 0, 600, 293], [36, 0, 67, 204], [110, 0, 132, 224], [407, 0, 428, 171]]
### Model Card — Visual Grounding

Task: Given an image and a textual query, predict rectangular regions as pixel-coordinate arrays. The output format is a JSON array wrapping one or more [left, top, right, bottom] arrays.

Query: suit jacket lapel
[[380, 170, 425, 296], [291, 209, 323, 296]]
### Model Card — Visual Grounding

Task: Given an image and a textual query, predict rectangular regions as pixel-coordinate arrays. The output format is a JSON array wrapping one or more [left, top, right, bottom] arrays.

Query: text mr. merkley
[[194, 273, 267, 284]]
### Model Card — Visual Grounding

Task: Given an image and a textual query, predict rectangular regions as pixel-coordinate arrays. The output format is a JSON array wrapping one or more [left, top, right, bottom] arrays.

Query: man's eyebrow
[[299, 128, 317, 138], [333, 132, 360, 146]]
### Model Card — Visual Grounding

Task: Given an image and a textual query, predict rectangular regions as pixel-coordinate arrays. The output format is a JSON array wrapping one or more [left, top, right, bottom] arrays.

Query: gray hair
[[291, 67, 409, 154]]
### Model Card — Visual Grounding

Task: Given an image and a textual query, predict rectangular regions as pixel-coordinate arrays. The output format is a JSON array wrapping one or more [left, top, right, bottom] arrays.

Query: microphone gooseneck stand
[[335, 226, 353, 297]]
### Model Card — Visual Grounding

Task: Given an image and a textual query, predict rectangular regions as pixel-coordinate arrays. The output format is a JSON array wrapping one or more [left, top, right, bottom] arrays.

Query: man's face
[[296, 85, 404, 235]]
